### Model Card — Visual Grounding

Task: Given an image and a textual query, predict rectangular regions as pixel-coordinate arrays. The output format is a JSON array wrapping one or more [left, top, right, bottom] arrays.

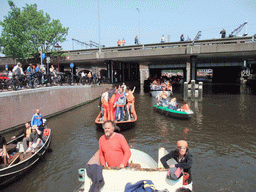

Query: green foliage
[[0, 0, 69, 61]]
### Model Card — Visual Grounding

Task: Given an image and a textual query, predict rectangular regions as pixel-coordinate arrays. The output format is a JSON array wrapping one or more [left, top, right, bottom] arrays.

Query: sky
[[1, 0, 256, 54]]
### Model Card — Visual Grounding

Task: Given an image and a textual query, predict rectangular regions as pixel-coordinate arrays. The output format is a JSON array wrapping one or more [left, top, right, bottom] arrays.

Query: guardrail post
[[184, 82, 188, 100]]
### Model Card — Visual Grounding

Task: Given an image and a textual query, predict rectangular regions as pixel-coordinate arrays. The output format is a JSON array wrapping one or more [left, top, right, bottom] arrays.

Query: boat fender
[[183, 172, 189, 185], [78, 168, 85, 182]]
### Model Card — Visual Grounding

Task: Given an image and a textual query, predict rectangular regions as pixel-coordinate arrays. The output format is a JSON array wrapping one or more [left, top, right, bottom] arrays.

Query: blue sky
[[1, 0, 256, 53]]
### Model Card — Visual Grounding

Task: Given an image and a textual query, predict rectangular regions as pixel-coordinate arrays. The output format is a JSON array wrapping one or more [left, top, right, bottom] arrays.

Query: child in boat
[[168, 97, 178, 110], [157, 87, 168, 106]]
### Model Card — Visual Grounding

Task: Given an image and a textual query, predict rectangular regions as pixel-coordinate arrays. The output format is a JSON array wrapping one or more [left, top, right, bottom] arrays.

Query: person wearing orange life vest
[[122, 38, 126, 46], [101, 89, 109, 122], [126, 86, 136, 120], [117, 39, 121, 46], [108, 86, 117, 121], [181, 100, 190, 112]]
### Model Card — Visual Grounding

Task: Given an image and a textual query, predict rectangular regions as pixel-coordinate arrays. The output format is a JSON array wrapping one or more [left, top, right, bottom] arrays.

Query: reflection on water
[[2, 84, 256, 192]]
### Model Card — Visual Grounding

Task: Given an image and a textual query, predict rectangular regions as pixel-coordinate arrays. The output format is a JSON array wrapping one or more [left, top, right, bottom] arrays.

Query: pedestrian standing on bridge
[[220, 29, 226, 38], [117, 39, 121, 46], [134, 35, 138, 45], [122, 38, 126, 46], [180, 34, 184, 41], [161, 35, 165, 43]]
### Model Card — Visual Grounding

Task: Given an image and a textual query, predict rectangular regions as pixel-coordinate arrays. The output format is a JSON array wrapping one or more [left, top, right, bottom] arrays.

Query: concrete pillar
[[186, 62, 191, 82], [198, 82, 203, 101], [184, 82, 188, 100], [139, 65, 149, 84], [191, 80, 195, 100], [190, 56, 197, 81]]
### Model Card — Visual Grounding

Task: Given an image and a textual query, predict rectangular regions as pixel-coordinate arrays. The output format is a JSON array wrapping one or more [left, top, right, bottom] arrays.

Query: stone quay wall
[[0, 85, 109, 132]]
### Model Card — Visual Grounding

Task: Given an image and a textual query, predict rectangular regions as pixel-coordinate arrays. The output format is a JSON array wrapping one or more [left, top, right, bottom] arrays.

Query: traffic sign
[[66, 55, 70, 60], [41, 53, 45, 59], [70, 63, 74, 68], [46, 57, 50, 61]]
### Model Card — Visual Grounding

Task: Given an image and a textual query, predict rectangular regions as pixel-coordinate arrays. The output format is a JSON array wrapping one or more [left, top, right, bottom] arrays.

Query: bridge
[[1, 36, 256, 84]]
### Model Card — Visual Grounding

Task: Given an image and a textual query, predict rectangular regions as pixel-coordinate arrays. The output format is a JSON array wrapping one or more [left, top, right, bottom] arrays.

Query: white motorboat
[[75, 148, 192, 192]]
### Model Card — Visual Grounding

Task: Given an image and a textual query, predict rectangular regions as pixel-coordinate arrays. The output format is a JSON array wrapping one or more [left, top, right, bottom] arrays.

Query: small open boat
[[95, 110, 137, 131], [74, 147, 192, 192], [0, 128, 51, 187], [153, 105, 194, 119], [150, 90, 172, 98]]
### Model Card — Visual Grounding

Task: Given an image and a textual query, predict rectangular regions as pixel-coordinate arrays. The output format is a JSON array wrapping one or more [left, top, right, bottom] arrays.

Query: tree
[[0, 0, 69, 62]]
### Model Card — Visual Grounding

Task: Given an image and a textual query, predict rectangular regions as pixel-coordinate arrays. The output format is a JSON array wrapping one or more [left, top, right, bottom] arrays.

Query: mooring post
[[184, 82, 188, 100], [199, 82, 203, 101], [191, 80, 195, 100]]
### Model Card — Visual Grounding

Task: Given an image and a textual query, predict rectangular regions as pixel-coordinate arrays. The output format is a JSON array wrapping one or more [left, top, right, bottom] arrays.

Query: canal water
[[2, 84, 256, 192]]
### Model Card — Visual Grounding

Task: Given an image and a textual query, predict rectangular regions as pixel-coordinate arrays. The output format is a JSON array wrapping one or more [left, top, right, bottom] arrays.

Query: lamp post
[[98, 0, 101, 53], [136, 8, 140, 44], [54, 43, 62, 72]]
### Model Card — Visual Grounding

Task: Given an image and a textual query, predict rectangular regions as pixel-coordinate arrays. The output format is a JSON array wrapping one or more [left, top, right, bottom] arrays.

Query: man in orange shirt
[[99, 121, 131, 167]]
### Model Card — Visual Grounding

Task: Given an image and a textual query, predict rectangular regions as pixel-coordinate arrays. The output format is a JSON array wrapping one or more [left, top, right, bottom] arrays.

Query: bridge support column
[[186, 62, 191, 82], [190, 56, 197, 81], [140, 65, 149, 85], [107, 60, 114, 84]]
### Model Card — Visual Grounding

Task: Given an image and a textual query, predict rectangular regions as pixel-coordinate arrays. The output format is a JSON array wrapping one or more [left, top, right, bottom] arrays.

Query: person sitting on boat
[[26, 125, 43, 153], [169, 98, 178, 110], [101, 89, 109, 122], [0, 134, 9, 165], [31, 109, 44, 132], [160, 140, 193, 185], [157, 87, 168, 106], [181, 101, 190, 112], [114, 87, 127, 121], [99, 121, 131, 168], [11, 122, 32, 152]]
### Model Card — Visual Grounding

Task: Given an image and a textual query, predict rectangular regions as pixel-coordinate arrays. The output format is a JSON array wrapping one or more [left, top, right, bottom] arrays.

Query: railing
[[63, 36, 254, 56]]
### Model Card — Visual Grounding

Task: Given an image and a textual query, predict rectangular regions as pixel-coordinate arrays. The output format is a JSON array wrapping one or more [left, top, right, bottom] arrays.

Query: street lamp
[[136, 8, 140, 44], [54, 43, 62, 72], [98, 0, 101, 53]]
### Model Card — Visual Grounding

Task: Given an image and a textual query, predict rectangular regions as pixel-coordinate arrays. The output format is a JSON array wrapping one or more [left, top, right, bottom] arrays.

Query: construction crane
[[192, 31, 202, 45], [72, 38, 91, 50], [229, 21, 248, 37]]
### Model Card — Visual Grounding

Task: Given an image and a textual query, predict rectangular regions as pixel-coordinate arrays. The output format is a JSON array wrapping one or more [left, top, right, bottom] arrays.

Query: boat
[[150, 90, 172, 98], [74, 147, 193, 192], [0, 127, 51, 187], [95, 110, 137, 131], [153, 105, 194, 119]]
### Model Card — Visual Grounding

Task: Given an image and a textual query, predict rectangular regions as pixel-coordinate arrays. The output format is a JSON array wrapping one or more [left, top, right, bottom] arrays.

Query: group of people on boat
[[150, 78, 172, 91], [0, 109, 46, 166], [94, 120, 192, 191], [99, 83, 136, 122], [157, 89, 190, 112]]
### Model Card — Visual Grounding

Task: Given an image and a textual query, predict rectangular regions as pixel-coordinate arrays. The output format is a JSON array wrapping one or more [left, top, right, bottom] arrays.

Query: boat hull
[[153, 105, 193, 119], [95, 111, 137, 131], [0, 129, 51, 187]]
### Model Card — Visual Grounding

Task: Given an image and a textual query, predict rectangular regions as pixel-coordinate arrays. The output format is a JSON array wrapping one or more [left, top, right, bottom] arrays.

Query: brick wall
[[0, 85, 109, 132]]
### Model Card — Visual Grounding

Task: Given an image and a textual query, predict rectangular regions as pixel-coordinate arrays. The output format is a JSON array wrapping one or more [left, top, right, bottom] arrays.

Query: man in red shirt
[[99, 121, 131, 167]]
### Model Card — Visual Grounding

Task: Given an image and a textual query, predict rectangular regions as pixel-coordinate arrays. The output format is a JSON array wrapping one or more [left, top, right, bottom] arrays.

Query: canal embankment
[[0, 84, 110, 133]]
